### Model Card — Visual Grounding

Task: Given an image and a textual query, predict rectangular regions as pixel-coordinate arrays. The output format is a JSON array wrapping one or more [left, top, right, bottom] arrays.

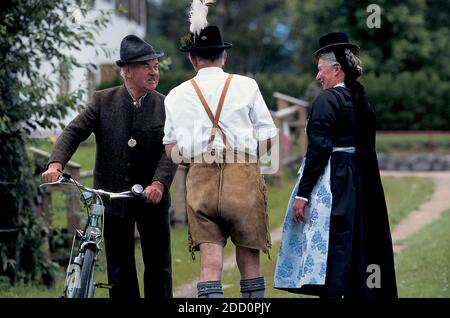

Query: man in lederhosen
[[163, 1, 276, 298], [42, 35, 177, 299]]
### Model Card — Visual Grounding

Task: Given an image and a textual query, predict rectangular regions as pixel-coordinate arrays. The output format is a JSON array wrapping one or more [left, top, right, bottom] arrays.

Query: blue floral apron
[[274, 147, 355, 289]]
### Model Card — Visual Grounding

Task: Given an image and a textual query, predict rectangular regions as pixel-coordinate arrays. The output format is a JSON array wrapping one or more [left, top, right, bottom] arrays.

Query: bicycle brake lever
[[58, 169, 72, 180]]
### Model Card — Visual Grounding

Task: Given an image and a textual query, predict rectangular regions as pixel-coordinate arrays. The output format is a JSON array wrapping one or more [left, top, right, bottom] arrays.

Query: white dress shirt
[[163, 67, 276, 158]]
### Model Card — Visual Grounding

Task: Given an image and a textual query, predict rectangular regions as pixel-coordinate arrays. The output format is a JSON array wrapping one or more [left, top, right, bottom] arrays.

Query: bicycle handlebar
[[40, 171, 144, 199]]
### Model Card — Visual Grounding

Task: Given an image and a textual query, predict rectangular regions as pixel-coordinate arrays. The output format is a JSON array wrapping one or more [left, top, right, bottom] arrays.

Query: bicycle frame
[[68, 192, 103, 298], [40, 172, 143, 298]]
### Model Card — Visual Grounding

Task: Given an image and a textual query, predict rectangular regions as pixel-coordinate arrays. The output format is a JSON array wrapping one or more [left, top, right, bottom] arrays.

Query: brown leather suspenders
[[190, 74, 234, 146]]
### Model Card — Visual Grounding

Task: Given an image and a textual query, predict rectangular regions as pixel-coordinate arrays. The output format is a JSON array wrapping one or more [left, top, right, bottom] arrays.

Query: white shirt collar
[[196, 67, 225, 77], [333, 82, 346, 88]]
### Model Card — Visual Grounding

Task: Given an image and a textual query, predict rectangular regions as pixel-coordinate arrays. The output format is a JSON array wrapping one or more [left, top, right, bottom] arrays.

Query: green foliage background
[[143, 0, 450, 130]]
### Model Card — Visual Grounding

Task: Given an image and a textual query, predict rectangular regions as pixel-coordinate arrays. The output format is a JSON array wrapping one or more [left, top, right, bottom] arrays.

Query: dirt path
[[381, 171, 450, 253], [174, 171, 450, 297]]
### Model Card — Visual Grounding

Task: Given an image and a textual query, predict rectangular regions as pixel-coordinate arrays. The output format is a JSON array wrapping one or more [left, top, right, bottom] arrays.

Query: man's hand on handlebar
[[143, 181, 164, 204], [42, 162, 63, 183]]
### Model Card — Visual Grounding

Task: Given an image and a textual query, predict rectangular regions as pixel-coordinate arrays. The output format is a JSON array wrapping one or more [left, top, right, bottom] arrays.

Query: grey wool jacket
[[49, 85, 178, 216]]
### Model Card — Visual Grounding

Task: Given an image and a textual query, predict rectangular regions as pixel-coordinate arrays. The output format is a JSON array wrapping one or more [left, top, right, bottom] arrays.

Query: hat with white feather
[[180, 0, 232, 52]]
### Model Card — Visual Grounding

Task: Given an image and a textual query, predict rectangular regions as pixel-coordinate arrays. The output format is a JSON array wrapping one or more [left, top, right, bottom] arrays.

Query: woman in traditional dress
[[274, 32, 397, 298]]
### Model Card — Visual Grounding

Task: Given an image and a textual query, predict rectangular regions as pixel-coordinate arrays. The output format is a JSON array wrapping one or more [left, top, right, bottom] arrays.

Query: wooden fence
[[30, 147, 81, 237], [270, 92, 309, 185]]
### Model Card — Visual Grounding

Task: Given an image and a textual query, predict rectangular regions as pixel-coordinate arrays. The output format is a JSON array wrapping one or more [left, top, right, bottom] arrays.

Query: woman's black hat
[[313, 32, 359, 58]]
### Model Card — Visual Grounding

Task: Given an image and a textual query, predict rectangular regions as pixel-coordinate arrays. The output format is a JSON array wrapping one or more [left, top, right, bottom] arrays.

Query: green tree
[[148, 0, 292, 74], [0, 0, 111, 285], [287, 0, 450, 130], [287, 0, 449, 76], [147, 0, 192, 70], [211, 0, 292, 73], [424, 0, 450, 80]]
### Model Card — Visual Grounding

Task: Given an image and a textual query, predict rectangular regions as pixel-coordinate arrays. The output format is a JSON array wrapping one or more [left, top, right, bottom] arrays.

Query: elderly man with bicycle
[[42, 35, 177, 300]]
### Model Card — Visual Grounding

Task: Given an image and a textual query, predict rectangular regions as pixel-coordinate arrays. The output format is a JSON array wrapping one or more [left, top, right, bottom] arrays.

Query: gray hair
[[318, 49, 363, 76], [193, 51, 225, 66], [119, 64, 135, 79]]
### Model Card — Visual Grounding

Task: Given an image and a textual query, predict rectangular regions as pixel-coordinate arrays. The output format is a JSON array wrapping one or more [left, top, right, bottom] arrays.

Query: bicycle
[[40, 171, 144, 298]]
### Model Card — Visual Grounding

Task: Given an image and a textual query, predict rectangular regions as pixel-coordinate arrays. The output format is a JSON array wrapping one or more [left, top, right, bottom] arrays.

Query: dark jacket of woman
[[296, 86, 397, 298]]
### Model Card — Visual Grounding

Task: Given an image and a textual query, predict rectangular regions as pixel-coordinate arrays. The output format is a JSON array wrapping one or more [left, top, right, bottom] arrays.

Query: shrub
[[363, 71, 450, 130]]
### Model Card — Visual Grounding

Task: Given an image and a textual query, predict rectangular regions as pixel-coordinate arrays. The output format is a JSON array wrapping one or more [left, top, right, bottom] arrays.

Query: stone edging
[[378, 153, 450, 171]]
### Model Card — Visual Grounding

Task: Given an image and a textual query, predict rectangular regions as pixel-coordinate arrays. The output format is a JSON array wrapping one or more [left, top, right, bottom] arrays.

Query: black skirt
[[276, 152, 397, 298]]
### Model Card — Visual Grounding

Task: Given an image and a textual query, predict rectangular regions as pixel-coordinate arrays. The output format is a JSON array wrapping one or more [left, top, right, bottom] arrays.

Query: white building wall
[[35, 0, 146, 134]]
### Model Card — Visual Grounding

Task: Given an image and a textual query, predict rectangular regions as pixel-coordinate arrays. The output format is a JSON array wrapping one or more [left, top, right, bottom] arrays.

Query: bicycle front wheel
[[75, 247, 96, 298]]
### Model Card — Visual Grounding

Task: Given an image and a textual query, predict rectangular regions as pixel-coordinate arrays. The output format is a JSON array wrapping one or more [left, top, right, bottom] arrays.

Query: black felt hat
[[116, 35, 164, 67], [180, 26, 232, 52], [313, 32, 359, 58]]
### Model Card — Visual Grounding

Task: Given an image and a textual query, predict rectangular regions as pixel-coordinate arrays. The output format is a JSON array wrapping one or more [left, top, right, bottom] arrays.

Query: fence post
[[172, 165, 188, 225], [29, 147, 81, 236], [277, 98, 289, 110], [64, 164, 81, 235], [271, 116, 284, 186]]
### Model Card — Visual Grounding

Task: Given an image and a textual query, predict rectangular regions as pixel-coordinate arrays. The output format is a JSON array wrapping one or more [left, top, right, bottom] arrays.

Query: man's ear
[[188, 53, 198, 70], [334, 64, 342, 76], [123, 65, 131, 79], [223, 50, 228, 65]]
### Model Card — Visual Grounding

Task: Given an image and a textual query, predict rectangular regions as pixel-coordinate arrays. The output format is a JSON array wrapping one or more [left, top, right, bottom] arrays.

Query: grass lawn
[[396, 209, 450, 297], [383, 176, 434, 226]]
